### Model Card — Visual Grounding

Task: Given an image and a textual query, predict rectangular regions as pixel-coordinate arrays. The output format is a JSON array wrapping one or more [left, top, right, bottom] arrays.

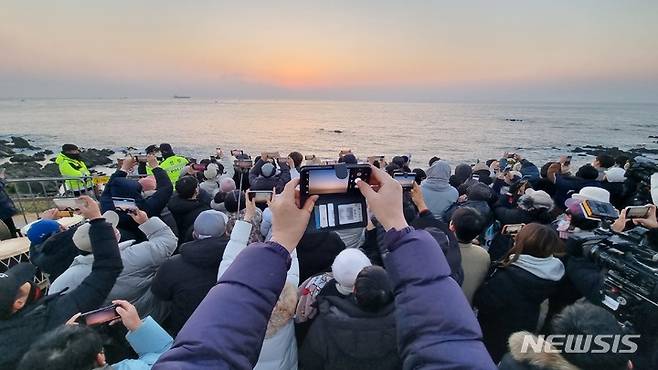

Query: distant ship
[[173, 95, 191, 99]]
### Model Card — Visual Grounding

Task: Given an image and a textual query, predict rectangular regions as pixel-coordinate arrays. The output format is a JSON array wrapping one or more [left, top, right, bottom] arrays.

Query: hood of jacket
[[316, 295, 397, 359], [168, 195, 205, 214], [179, 236, 229, 268], [467, 182, 492, 201], [423, 160, 452, 192], [55, 152, 80, 165], [512, 254, 565, 282], [506, 331, 580, 370]]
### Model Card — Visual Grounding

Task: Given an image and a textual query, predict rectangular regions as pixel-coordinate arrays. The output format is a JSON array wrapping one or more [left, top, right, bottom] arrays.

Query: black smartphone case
[[300, 164, 371, 232]]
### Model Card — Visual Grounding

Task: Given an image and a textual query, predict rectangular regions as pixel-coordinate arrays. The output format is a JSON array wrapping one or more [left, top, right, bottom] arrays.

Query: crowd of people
[[1, 142, 658, 370]]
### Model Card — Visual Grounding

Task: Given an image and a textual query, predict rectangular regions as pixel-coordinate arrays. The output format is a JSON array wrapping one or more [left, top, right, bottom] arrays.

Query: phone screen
[[112, 197, 138, 211], [626, 206, 650, 219], [191, 163, 207, 171], [393, 173, 415, 188], [53, 198, 83, 211], [235, 160, 253, 169], [248, 191, 273, 203], [582, 200, 619, 220], [80, 304, 120, 326], [308, 168, 349, 195], [503, 224, 525, 235]]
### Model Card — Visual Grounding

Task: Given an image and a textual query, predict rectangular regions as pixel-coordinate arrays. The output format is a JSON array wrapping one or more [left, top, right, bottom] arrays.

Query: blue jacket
[[154, 228, 494, 370], [114, 316, 173, 370]]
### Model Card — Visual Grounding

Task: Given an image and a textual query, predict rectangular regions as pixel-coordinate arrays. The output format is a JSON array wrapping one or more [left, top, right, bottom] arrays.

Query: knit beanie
[[331, 249, 372, 295]]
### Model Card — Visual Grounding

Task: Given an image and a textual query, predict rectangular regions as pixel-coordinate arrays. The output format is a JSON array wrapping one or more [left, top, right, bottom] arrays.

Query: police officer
[[55, 144, 93, 195], [158, 143, 188, 188]]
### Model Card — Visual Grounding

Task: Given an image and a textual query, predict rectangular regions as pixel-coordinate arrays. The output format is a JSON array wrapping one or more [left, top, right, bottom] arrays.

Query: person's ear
[[12, 297, 26, 313], [449, 222, 456, 233]]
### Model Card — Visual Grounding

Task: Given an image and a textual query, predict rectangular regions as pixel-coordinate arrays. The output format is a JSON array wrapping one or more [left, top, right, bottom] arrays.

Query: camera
[[624, 158, 657, 206], [575, 227, 658, 325]]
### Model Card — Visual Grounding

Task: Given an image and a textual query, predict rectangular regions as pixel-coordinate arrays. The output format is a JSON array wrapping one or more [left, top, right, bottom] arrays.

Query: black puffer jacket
[[151, 236, 229, 335], [29, 226, 80, 281], [299, 295, 401, 370], [474, 262, 563, 363], [167, 194, 210, 244]]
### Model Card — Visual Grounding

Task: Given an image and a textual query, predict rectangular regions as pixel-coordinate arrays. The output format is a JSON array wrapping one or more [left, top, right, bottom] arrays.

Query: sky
[[1, 1, 658, 102]]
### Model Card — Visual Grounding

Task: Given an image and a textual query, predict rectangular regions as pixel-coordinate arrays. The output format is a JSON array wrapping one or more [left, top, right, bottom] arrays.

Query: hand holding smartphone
[[502, 223, 525, 236], [625, 206, 651, 219], [53, 198, 85, 211], [393, 172, 416, 190], [77, 304, 120, 326], [112, 197, 138, 213]]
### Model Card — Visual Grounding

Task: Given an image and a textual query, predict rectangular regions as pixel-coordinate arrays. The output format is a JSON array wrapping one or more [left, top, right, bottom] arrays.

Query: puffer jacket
[[167, 194, 211, 244], [217, 220, 299, 370], [151, 236, 229, 336], [100, 167, 173, 233], [29, 225, 80, 281], [49, 217, 177, 319], [299, 295, 400, 370], [55, 152, 93, 191], [249, 159, 292, 194]]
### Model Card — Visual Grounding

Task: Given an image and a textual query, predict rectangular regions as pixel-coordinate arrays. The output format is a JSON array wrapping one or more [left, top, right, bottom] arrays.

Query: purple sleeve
[[153, 242, 290, 370], [382, 228, 496, 370]]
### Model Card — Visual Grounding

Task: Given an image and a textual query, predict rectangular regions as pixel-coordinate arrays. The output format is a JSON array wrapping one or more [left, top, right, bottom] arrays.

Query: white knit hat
[[331, 249, 371, 295]]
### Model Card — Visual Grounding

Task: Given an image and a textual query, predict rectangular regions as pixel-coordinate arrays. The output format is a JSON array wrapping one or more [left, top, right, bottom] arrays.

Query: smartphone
[[305, 154, 316, 161], [133, 154, 148, 163], [625, 206, 651, 219], [393, 172, 416, 190], [502, 223, 525, 236], [78, 304, 120, 326], [234, 159, 253, 169], [581, 200, 619, 220], [112, 197, 138, 212], [191, 163, 207, 171], [299, 164, 371, 232], [248, 190, 274, 203], [231, 149, 243, 157], [53, 198, 84, 211]]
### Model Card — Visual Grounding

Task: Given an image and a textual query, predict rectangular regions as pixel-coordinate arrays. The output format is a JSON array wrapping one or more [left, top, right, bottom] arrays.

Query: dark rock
[[649, 135, 658, 139], [333, 130, 343, 134], [1, 162, 62, 194], [9, 153, 45, 163], [80, 148, 114, 167], [570, 145, 658, 159], [0, 143, 15, 158], [10, 136, 33, 149], [42, 149, 54, 155], [505, 118, 524, 122], [41, 163, 61, 177]]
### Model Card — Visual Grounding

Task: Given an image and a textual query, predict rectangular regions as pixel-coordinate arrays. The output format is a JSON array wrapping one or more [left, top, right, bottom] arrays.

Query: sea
[[1, 99, 657, 169]]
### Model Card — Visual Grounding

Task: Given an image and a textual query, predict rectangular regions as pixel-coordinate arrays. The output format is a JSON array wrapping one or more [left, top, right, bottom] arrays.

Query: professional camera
[[624, 158, 657, 206], [576, 227, 658, 325]]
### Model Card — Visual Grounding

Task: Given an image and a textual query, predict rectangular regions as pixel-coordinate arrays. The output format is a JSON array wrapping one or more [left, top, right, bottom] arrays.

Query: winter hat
[[331, 249, 372, 296], [519, 189, 554, 211], [0, 263, 36, 319], [224, 190, 246, 213], [73, 211, 120, 253], [175, 176, 199, 199], [454, 163, 472, 181], [572, 187, 611, 203], [193, 210, 228, 239], [138, 176, 157, 192], [472, 162, 490, 175], [576, 164, 599, 181], [466, 182, 492, 201], [203, 163, 219, 180], [61, 144, 79, 153], [26, 219, 61, 244], [605, 167, 626, 183], [260, 163, 276, 178], [219, 177, 236, 193], [338, 153, 358, 164], [354, 266, 394, 312]]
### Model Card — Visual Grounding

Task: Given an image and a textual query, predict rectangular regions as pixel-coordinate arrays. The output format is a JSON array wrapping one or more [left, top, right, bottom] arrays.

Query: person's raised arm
[[356, 166, 495, 370], [48, 196, 123, 326], [217, 197, 258, 280], [154, 179, 317, 370], [145, 154, 174, 216]]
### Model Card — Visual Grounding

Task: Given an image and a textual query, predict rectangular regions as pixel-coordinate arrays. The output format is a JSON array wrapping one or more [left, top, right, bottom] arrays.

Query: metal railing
[[5, 175, 106, 224]]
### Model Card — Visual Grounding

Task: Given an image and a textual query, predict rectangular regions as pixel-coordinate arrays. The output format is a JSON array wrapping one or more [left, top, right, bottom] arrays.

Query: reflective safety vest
[[55, 153, 93, 192], [159, 155, 188, 187]]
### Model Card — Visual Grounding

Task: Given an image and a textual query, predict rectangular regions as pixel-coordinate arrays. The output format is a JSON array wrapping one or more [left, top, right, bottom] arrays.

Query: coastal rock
[[10, 136, 39, 150], [505, 118, 524, 122], [9, 153, 46, 163], [80, 148, 114, 167], [333, 130, 343, 134], [1, 162, 62, 194], [570, 145, 658, 159], [40, 149, 54, 155], [0, 143, 15, 158]]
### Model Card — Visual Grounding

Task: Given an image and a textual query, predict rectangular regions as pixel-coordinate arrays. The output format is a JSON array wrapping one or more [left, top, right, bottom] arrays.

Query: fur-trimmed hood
[[507, 331, 580, 370]]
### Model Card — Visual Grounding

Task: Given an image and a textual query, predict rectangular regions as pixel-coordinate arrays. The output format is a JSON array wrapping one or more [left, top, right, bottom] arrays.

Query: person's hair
[[501, 223, 563, 266], [615, 155, 630, 168], [224, 190, 246, 213], [354, 266, 394, 312], [550, 302, 631, 370], [384, 163, 401, 176], [175, 175, 199, 199], [485, 159, 497, 167], [18, 325, 103, 370], [451, 207, 485, 243], [429, 156, 441, 167], [575, 164, 599, 181], [412, 168, 426, 184], [595, 154, 615, 169], [288, 152, 303, 168], [540, 161, 557, 178]]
